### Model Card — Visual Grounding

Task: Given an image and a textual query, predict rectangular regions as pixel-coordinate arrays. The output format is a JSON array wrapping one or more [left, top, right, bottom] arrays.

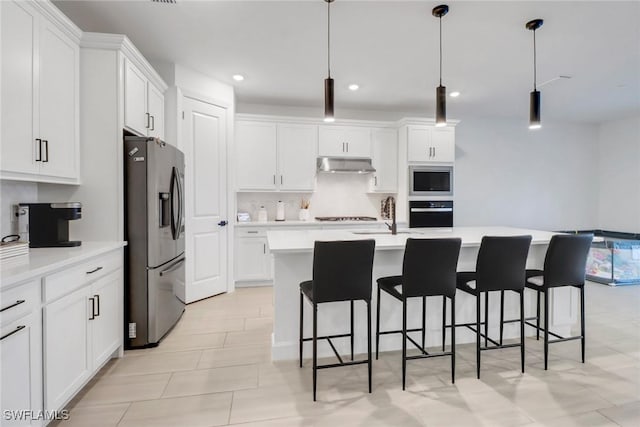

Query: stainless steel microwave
[[409, 166, 453, 196]]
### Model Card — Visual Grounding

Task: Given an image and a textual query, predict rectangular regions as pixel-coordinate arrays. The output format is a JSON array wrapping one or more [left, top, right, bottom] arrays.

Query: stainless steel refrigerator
[[124, 136, 185, 348]]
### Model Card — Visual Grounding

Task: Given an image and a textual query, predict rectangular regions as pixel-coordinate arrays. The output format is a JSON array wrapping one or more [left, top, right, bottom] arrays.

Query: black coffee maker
[[19, 203, 82, 248]]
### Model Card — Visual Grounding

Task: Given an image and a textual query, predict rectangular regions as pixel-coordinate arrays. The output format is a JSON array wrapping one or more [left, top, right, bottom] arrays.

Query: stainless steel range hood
[[317, 157, 376, 173]]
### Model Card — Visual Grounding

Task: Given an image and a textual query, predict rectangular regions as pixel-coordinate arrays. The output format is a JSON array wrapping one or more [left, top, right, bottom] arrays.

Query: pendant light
[[432, 4, 449, 127], [324, 0, 335, 122], [526, 19, 543, 129]]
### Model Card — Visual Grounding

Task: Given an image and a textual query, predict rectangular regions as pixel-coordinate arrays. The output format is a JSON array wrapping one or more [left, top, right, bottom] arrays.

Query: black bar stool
[[453, 235, 532, 379], [299, 239, 376, 401], [516, 233, 593, 370], [376, 238, 462, 389]]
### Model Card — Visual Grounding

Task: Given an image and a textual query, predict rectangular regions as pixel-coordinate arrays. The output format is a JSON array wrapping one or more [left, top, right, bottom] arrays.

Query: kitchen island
[[267, 226, 578, 360]]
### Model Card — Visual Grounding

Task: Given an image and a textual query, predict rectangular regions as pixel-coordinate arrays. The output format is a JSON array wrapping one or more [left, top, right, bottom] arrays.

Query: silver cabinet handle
[[263, 243, 266, 254], [374, 176, 378, 186], [35, 139, 42, 162], [150, 115, 155, 131], [1, 325, 26, 341], [94, 294, 100, 317], [145, 113, 150, 129], [280, 175, 283, 185], [86, 266, 103, 275], [43, 140, 49, 162], [346, 142, 349, 152], [0, 300, 25, 313], [247, 230, 258, 234], [433, 147, 436, 158], [89, 297, 96, 320], [273, 175, 276, 185]]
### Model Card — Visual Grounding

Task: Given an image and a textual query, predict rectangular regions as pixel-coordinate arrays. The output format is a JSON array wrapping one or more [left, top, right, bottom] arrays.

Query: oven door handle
[[410, 208, 453, 213]]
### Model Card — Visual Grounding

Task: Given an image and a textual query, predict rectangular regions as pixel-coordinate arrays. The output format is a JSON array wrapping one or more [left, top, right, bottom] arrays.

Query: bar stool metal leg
[[367, 301, 372, 393], [451, 295, 456, 384], [520, 290, 525, 373], [299, 292, 304, 368], [544, 289, 549, 370], [313, 303, 318, 401], [484, 291, 489, 347], [402, 298, 407, 390], [580, 286, 585, 363], [499, 290, 504, 346], [421, 296, 426, 350], [536, 290, 541, 340], [476, 293, 481, 379], [375, 286, 381, 360], [350, 300, 355, 361], [442, 296, 446, 352]]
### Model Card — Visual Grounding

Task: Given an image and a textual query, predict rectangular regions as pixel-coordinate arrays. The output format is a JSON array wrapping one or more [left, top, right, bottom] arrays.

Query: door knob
[[218, 220, 228, 226]]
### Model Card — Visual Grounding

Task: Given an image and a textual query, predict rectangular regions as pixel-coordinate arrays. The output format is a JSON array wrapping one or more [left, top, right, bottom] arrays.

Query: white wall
[[597, 115, 640, 233], [454, 117, 599, 231], [0, 181, 37, 237]]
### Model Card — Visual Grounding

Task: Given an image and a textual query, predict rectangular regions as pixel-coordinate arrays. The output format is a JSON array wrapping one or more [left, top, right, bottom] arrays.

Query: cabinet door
[[147, 83, 165, 140], [430, 127, 455, 162], [318, 126, 347, 157], [371, 128, 398, 192], [1, 312, 42, 426], [44, 287, 91, 412], [407, 126, 432, 162], [91, 270, 122, 370], [236, 121, 277, 190], [0, 0, 39, 176], [38, 19, 79, 179], [343, 127, 371, 158], [277, 124, 317, 191], [124, 60, 148, 136], [235, 237, 271, 281]]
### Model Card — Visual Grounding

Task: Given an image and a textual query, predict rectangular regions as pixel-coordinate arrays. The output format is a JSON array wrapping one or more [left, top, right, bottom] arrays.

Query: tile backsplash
[[0, 180, 38, 238]]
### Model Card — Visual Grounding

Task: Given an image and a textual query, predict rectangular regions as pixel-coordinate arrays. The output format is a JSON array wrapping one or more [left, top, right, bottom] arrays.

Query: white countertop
[[1, 241, 127, 289], [267, 226, 560, 254], [235, 219, 389, 227]]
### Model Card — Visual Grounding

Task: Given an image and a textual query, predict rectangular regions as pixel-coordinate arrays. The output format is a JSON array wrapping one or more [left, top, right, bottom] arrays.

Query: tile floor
[[55, 283, 639, 426]]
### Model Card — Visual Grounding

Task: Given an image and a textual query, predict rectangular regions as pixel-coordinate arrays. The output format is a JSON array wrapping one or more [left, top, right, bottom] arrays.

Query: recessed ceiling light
[[232, 74, 244, 82], [324, 117, 335, 123], [348, 84, 359, 91], [449, 91, 460, 97]]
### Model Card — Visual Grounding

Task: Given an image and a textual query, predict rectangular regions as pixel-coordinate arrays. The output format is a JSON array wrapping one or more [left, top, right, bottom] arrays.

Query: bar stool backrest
[[543, 234, 593, 288], [312, 239, 376, 303], [402, 238, 462, 298], [476, 235, 532, 292]]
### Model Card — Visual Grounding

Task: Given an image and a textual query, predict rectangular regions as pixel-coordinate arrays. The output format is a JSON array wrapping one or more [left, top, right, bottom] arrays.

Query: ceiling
[[54, 1, 640, 124]]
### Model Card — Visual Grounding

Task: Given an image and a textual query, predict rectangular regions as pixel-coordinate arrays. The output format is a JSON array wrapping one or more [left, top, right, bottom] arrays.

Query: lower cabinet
[[90, 271, 122, 368], [235, 234, 272, 282], [0, 281, 42, 426]]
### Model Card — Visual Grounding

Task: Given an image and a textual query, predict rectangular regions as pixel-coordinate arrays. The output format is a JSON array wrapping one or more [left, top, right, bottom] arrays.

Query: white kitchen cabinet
[[0, 280, 43, 427], [407, 125, 455, 163], [277, 124, 317, 191], [44, 285, 92, 414], [90, 271, 123, 370], [0, 0, 80, 184], [236, 121, 317, 192], [124, 58, 165, 139], [235, 231, 272, 282], [318, 126, 371, 158], [370, 128, 398, 193], [236, 121, 278, 190]]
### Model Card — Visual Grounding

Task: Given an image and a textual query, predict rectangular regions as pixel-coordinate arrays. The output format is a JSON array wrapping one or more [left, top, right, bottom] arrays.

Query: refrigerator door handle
[[170, 167, 179, 240], [159, 257, 186, 277], [177, 169, 184, 240]]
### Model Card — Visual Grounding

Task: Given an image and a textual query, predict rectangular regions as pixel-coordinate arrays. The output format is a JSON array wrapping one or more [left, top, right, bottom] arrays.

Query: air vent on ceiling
[[152, 0, 178, 4]]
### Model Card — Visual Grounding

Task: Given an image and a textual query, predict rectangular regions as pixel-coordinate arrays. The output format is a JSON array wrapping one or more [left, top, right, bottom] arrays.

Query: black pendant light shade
[[323, 0, 335, 122], [324, 77, 334, 122], [526, 18, 543, 129], [433, 5, 449, 127], [436, 85, 447, 127], [529, 90, 541, 129]]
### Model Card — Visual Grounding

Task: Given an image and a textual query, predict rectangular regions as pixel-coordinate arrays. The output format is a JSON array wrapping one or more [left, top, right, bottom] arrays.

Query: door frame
[[180, 89, 236, 299]]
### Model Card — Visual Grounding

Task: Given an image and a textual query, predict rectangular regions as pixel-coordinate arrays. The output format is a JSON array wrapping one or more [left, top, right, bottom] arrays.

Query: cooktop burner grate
[[315, 216, 377, 222]]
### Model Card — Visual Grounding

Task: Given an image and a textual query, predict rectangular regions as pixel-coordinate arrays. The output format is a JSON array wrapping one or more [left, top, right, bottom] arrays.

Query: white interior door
[[182, 97, 228, 303]]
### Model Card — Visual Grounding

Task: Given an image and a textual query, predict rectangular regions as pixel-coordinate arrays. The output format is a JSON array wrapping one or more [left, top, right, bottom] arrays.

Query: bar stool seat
[[376, 276, 403, 299], [300, 280, 313, 300]]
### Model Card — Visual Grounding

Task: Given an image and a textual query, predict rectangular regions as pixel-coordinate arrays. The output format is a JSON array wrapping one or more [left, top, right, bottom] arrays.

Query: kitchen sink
[[351, 231, 415, 235]]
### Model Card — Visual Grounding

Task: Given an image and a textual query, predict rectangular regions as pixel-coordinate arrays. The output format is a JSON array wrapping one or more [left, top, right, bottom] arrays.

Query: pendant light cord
[[327, 0, 331, 78], [533, 29, 537, 91], [439, 16, 443, 86]]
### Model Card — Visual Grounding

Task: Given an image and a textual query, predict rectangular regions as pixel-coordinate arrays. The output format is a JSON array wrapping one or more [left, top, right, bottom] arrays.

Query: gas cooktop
[[315, 216, 378, 222]]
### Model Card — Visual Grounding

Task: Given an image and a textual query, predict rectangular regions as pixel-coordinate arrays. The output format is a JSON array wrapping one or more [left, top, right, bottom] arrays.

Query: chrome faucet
[[383, 196, 397, 235]]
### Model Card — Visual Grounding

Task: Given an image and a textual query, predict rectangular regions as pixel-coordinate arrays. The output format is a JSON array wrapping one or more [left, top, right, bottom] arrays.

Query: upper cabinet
[[370, 128, 398, 193], [318, 125, 371, 158], [406, 125, 455, 163], [124, 58, 165, 140], [1, 0, 80, 184], [236, 121, 317, 192]]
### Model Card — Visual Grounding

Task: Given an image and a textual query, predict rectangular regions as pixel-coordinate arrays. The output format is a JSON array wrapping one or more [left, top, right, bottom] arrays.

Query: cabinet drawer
[[44, 251, 122, 303], [0, 280, 40, 327], [236, 229, 268, 238]]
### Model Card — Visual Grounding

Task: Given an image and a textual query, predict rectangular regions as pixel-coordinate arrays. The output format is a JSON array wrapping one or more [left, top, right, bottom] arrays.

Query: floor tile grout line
[[115, 402, 132, 427], [227, 391, 235, 425]]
